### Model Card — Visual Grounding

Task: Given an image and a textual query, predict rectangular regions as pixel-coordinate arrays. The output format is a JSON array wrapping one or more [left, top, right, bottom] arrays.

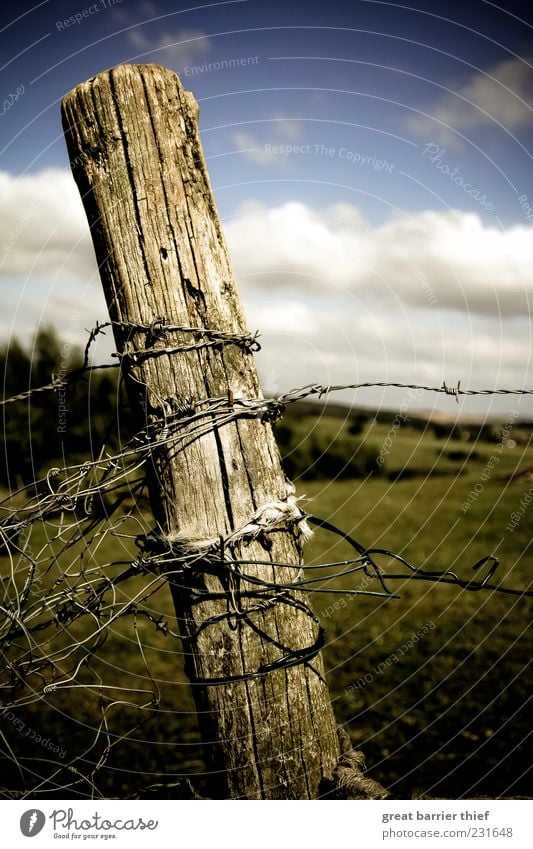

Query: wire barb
[[442, 380, 461, 403], [1, 319, 531, 797]]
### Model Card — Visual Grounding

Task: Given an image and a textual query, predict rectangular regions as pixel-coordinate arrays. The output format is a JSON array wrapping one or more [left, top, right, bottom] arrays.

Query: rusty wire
[[0, 320, 532, 798]]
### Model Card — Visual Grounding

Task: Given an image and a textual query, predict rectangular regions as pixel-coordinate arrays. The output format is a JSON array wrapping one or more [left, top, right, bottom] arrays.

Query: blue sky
[[1, 0, 533, 416]]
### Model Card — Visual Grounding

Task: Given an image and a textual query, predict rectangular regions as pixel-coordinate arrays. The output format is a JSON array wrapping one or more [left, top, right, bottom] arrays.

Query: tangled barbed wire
[[0, 320, 531, 799], [1, 319, 533, 410]]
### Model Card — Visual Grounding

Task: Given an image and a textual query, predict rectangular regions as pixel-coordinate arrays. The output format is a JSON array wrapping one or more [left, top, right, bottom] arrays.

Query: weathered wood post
[[61, 63, 339, 799]]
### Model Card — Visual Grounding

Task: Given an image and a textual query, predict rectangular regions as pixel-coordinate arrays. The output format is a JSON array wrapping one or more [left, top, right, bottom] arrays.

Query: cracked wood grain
[[61, 62, 339, 799]]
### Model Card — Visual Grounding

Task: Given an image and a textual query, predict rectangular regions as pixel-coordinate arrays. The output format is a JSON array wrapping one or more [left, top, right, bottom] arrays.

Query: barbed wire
[[1, 320, 532, 798], [0, 319, 260, 407], [1, 319, 533, 409], [279, 380, 533, 404]]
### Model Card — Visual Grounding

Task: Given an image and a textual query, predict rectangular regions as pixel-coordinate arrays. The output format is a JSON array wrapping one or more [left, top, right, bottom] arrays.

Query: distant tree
[[432, 422, 452, 440], [0, 327, 133, 488], [347, 414, 367, 436], [309, 434, 380, 479], [274, 413, 381, 480]]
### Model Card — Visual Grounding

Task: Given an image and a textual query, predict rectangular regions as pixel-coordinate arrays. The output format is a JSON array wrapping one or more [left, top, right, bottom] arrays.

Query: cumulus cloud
[[0, 169, 95, 282], [127, 27, 211, 68], [232, 114, 303, 165], [231, 133, 279, 165], [3, 172, 532, 321], [108, 0, 211, 67], [224, 200, 533, 316], [0, 169, 106, 347], [228, 202, 531, 410], [1, 170, 531, 412], [407, 56, 533, 143], [248, 292, 531, 416]]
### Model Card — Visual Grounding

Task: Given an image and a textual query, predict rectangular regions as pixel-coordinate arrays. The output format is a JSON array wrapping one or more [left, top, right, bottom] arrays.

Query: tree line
[[2, 327, 528, 491], [0, 327, 133, 489]]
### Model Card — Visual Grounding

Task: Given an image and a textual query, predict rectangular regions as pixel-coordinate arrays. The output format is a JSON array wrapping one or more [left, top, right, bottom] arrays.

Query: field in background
[[279, 403, 532, 797], [1, 402, 532, 798]]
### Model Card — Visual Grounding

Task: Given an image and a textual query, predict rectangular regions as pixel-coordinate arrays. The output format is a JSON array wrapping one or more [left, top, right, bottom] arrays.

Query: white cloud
[[407, 56, 533, 143], [232, 114, 303, 165], [248, 292, 531, 416], [224, 201, 533, 316], [224, 201, 532, 412], [108, 1, 211, 67], [3, 171, 532, 320], [111, 0, 158, 24], [0, 169, 95, 282], [231, 133, 280, 165], [270, 114, 302, 141], [0, 170, 106, 348], [1, 169, 531, 412], [127, 27, 211, 68]]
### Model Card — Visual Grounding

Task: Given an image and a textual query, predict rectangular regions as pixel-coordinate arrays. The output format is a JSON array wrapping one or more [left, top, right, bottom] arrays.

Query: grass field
[[1, 408, 532, 798]]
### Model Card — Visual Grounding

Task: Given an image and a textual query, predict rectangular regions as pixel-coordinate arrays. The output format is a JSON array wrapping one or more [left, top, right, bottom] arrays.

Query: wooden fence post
[[61, 63, 340, 799]]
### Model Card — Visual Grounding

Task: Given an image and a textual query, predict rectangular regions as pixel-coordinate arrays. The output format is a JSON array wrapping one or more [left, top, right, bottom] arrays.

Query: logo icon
[[20, 810, 46, 837]]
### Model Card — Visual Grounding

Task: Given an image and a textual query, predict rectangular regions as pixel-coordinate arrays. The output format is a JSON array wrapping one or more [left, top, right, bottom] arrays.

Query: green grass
[[302, 433, 532, 799], [1, 416, 532, 798]]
